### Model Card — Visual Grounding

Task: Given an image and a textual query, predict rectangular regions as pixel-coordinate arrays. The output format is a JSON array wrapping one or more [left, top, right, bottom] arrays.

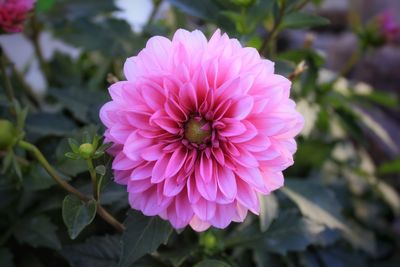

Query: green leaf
[[119, 211, 173, 267], [82, 131, 91, 144], [12, 156, 22, 180], [281, 12, 330, 29], [49, 88, 108, 124], [92, 135, 101, 149], [259, 193, 279, 232], [317, 247, 368, 267], [352, 107, 397, 157], [263, 211, 330, 254], [36, 0, 55, 12], [62, 195, 97, 239], [376, 180, 400, 215], [23, 163, 56, 191], [311, 0, 323, 5], [253, 249, 281, 267], [352, 90, 398, 108], [158, 245, 197, 267], [0, 248, 14, 267], [282, 179, 376, 253], [62, 235, 121, 267], [26, 112, 77, 141], [378, 158, 400, 174], [48, 0, 117, 20], [290, 140, 333, 172], [97, 142, 112, 153], [56, 138, 88, 176], [65, 152, 80, 160], [14, 215, 61, 250], [68, 138, 80, 153], [96, 181, 128, 208], [194, 259, 231, 267], [1, 150, 13, 174], [226, 209, 338, 254], [54, 18, 145, 57], [166, 0, 220, 21], [16, 106, 28, 133]]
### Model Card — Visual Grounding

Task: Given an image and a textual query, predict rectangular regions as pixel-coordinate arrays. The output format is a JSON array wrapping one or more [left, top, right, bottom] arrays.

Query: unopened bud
[[79, 143, 95, 159], [200, 231, 218, 250], [0, 119, 16, 149]]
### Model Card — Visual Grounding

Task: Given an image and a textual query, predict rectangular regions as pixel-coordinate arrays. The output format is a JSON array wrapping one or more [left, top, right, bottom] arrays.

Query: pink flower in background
[[100, 29, 304, 231], [378, 10, 400, 42], [0, 0, 35, 33]]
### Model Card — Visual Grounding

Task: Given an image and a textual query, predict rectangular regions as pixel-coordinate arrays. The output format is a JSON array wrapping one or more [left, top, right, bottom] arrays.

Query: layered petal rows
[[100, 29, 304, 231]]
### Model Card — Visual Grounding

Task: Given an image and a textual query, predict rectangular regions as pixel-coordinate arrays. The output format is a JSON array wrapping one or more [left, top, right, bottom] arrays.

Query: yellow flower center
[[184, 118, 211, 144]]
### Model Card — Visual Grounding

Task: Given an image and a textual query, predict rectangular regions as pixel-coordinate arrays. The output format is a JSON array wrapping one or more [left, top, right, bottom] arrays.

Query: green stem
[[337, 49, 360, 78], [332, 48, 361, 84], [293, 0, 310, 11], [259, 0, 287, 56], [3, 51, 40, 108], [29, 15, 50, 80], [0, 47, 15, 102], [0, 150, 30, 166], [18, 140, 126, 232], [146, 0, 163, 28], [87, 159, 98, 200]]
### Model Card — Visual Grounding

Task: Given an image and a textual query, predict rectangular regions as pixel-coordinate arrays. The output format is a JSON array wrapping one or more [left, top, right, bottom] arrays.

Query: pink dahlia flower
[[100, 29, 304, 231], [0, 0, 35, 33]]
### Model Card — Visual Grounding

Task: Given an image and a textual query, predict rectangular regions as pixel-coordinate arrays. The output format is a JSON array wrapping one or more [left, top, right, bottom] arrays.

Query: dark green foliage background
[[0, 0, 399, 266]]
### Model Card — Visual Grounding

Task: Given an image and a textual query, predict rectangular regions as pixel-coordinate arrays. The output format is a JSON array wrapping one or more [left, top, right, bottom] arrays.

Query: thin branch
[[86, 159, 98, 200], [294, 0, 310, 11], [2, 51, 40, 108], [28, 14, 50, 80], [0, 46, 15, 102], [18, 140, 126, 232], [145, 0, 163, 28], [259, 0, 287, 56], [336, 49, 360, 79], [0, 150, 30, 166]]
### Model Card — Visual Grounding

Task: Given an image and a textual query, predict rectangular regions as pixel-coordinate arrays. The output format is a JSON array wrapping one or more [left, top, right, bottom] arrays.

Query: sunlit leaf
[[259, 193, 279, 232], [282, 180, 376, 253]]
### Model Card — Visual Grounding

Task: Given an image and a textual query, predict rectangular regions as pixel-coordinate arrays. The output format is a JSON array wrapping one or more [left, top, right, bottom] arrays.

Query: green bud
[[0, 119, 16, 149], [200, 231, 218, 250], [79, 143, 95, 159]]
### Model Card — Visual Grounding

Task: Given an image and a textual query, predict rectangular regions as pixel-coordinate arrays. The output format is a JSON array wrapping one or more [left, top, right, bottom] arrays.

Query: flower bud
[[0, 119, 16, 149], [200, 231, 218, 251], [79, 143, 95, 159]]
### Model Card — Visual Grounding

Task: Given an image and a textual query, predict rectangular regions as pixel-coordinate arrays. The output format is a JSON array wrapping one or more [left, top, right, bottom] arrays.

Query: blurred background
[[1, 0, 400, 266]]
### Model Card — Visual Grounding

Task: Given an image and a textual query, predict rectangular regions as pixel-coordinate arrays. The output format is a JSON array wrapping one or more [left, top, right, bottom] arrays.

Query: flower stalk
[[0, 47, 15, 102], [18, 140, 126, 232], [259, 0, 287, 56], [28, 14, 50, 80], [86, 158, 98, 200]]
